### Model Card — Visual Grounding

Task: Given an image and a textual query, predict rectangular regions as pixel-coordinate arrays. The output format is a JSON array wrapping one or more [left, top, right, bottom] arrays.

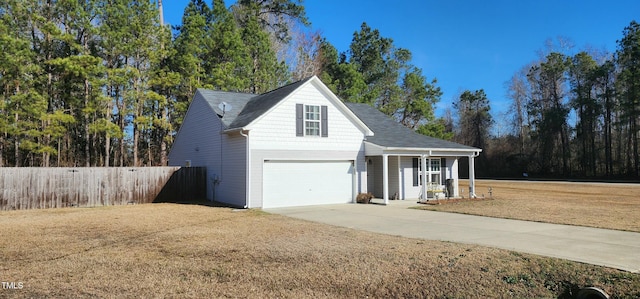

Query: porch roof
[[345, 103, 481, 155]]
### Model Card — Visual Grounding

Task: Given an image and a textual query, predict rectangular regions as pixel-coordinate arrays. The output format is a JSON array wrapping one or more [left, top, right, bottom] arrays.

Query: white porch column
[[382, 154, 389, 205], [453, 157, 460, 197], [469, 155, 476, 198], [420, 155, 427, 200]]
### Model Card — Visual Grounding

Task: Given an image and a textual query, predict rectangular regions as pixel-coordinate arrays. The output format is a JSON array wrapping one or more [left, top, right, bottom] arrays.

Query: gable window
[[296, 104, 328, 137], [305, 105, 320, 136]]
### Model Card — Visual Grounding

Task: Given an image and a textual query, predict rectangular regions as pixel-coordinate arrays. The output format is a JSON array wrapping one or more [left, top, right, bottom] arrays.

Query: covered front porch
[[364, 143, 481, 205]]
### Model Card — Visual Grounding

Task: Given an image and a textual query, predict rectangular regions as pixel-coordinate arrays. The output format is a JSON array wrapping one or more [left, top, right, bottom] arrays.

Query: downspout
[[240, 130, 250, 208]]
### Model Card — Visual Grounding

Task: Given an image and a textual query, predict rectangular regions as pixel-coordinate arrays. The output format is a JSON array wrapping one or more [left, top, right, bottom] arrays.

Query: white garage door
[[263, 160, 353, 208]]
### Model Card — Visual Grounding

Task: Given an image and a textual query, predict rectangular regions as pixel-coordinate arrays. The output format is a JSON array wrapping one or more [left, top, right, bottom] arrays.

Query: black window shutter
[[440, 158, 446, 185], [412, 158, 419, 186], [321, 105, 328, 137], [296, 104, 303, 136]]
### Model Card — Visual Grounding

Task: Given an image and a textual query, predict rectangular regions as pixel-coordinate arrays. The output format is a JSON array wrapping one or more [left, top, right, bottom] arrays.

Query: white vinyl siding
[[367, 156, 383, 198], [246, 81, 366, 208], [171, 79, 373, 209], [367, 156, 394, 199], [218, 133, 246, 206], [401, 157, 420, 199], [168, 93, 219, 169], [167, 91, 246, 207], [250, 82, 365, 152], [388, 157, 400, 199]]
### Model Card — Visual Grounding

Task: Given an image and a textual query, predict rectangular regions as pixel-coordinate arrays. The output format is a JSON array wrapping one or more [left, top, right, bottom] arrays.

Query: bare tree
[[290, 29, 323, 80], [506, 65, 533, 154]]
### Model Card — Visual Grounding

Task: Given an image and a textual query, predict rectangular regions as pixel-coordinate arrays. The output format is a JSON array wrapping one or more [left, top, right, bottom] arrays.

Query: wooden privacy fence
[[0, 167, 206, 210]]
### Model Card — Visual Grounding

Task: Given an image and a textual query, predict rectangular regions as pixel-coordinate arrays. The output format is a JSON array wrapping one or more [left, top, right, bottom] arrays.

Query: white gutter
[[363, 141, 482, 156], [383, 146, 482, 153], [239, 129, 250, 208], [223, 127, 244, 134]]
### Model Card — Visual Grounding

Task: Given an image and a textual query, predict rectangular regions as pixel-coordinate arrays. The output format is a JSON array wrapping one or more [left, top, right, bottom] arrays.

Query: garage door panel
[[263, 161, 352, 208]]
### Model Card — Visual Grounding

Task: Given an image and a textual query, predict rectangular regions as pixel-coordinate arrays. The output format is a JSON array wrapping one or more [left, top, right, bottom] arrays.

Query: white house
[[168, 76, 482, 208]]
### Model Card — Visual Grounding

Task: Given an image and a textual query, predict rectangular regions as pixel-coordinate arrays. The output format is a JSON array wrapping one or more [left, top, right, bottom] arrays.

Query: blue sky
[[162, 0, 639, 131]]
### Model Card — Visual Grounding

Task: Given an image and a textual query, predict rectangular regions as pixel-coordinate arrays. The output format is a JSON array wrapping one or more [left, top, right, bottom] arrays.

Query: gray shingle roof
[[196, 89, 254, 127], [345, 103, 479, 150], [196, 77, 313, 129], [227, 78, 312, 129], [197, 79, 475, 151]]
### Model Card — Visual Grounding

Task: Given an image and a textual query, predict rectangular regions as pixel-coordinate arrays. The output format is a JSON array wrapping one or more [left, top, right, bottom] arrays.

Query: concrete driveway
[[266, 200, 640, 273]]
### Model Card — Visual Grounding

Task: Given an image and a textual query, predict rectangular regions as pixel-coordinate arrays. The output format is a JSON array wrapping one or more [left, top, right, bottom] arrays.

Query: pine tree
[[172, 0, 211, 93], [0, 1, 34, 166], [241, 9, 286, 93], [168, 0, 211, 133], [97, 0, 166, 166], [318, 39, 367, 102], [234, 0, 309, 92], [208, 0, 250, 91], [616, 21, 640, 175], [0, 1, 46, 166], [569, 52, 599, 176], [398, 68, 443, 133], [47, 0, 104, 166], [148, 20, 179, 166], [454, 89, 493, 149], [236, 0, 308, 43], [527, 52, 571, 174], [98, 0, 132, 166], [128, 0, 166, 166], [349, 22, 394, 106]]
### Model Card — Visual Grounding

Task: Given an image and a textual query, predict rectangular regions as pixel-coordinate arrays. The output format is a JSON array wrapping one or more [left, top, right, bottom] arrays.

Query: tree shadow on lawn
[[153, 198, 239, 208]]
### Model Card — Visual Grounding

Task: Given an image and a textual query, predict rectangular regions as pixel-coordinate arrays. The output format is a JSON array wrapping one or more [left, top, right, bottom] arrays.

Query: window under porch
[[365, 155, 458, 201]]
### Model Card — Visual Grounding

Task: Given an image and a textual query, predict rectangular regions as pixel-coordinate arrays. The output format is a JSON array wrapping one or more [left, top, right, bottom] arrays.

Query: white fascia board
[[363, 141, 481, 156], [385, 147, 482, 154], [240, 76, 374, 136], [311, 77, 374, 136], [363, 142, 385, 156], [240, 88, 304, 132]]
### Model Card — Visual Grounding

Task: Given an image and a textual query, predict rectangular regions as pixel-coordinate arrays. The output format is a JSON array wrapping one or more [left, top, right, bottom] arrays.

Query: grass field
[[419, 179, 640, 232], [1, 196, 639, 298]]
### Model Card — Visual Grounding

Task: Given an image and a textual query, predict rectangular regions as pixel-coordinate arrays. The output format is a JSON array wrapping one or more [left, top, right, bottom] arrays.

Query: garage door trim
[[262, 160, 354, 208]]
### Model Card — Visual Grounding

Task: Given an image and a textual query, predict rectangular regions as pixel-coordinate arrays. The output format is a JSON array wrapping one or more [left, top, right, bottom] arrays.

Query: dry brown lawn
[[419, 180, 640, 232], [1, 203, 639, 298]]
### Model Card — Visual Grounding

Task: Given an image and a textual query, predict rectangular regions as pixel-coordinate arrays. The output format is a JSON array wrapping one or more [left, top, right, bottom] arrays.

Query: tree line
[[4, 0, 639, 179], [454, 21, 640, 178], [0, 0, 446, 167]]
